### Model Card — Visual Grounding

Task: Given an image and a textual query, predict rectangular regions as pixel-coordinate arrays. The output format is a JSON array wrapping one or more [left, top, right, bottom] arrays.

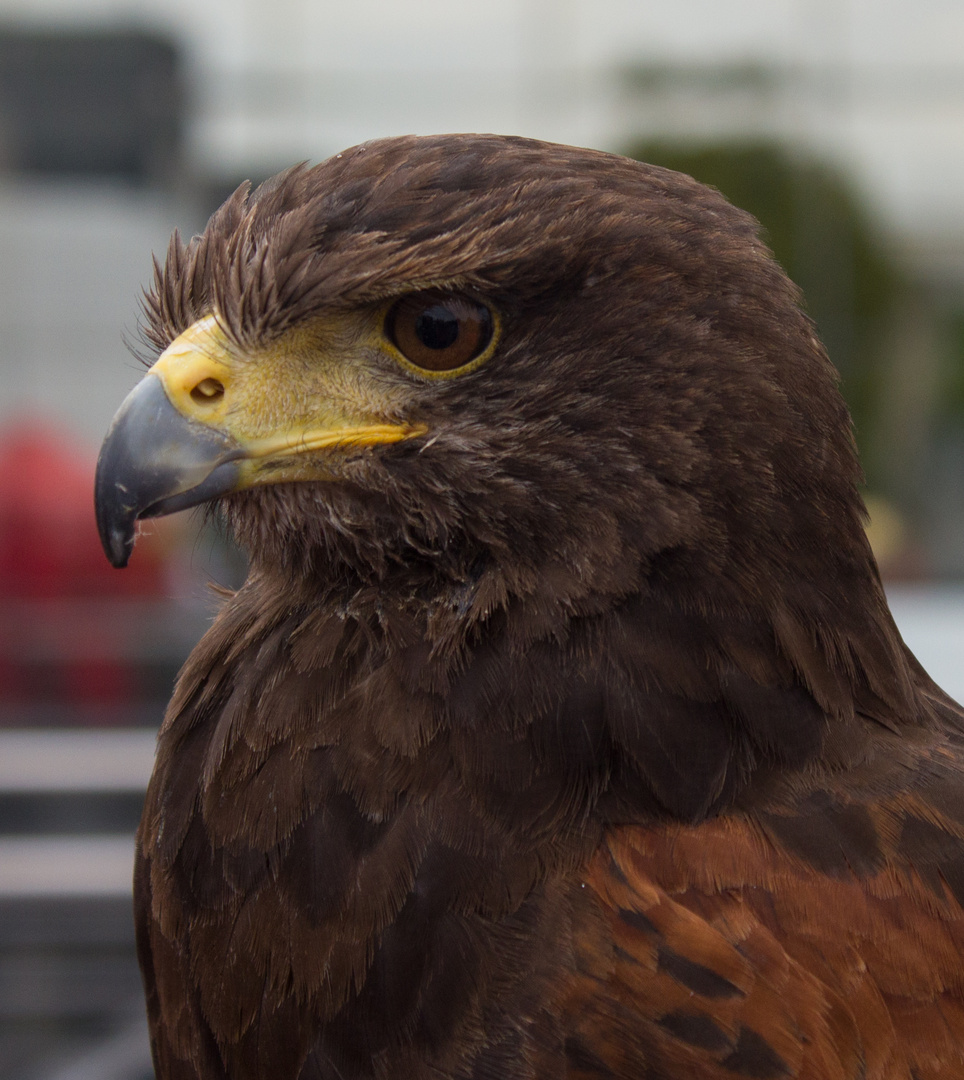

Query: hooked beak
[[94, 373, 244, 567]]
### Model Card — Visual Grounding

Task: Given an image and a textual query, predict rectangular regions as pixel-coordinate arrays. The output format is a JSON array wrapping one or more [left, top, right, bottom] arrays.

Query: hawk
[[95, 135, 964, 1079]]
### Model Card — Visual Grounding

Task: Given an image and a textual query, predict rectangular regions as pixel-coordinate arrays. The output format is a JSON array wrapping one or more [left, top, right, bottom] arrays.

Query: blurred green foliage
[[938, 313, 964, 422], [623, 141, 903, 479]]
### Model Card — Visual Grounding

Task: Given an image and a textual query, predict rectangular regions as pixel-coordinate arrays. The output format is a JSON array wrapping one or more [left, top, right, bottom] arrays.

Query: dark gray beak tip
[[94, 416, 142, 568], [94, 467, 136, 568], [103, 522, 134, 569]]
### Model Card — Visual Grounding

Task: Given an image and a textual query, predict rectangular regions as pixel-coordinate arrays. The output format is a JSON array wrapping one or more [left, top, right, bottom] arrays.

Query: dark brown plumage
[[94, 134, 964, 1079]]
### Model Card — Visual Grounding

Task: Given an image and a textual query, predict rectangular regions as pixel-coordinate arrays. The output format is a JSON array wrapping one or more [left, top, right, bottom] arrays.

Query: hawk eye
[[386, 291, 494, 373]]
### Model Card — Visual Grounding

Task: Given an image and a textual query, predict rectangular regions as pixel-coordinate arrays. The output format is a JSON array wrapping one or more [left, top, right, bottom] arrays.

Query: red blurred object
[[0, 419, 167, 712], [0, 419, 165, 599]]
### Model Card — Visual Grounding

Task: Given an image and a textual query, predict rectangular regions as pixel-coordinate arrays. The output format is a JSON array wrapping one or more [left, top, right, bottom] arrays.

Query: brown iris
[[386, 291, 494, 373]]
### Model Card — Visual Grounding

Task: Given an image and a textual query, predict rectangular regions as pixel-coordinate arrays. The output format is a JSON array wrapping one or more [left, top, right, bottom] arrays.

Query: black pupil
[[415, 305, 460, 350]]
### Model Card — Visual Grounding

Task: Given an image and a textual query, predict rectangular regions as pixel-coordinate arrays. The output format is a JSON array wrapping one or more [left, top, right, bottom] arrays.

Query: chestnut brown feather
[[118, 134, 964, 1078]]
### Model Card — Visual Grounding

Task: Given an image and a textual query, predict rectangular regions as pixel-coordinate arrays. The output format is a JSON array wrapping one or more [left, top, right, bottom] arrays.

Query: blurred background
[[0, 0, 963, 1077]]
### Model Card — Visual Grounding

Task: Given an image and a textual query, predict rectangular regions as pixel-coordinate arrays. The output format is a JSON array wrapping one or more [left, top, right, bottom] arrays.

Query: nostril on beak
[[190, 377, 225, 406]]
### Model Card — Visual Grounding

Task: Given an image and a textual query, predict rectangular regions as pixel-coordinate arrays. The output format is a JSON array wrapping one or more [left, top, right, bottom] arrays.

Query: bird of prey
[[95, 135, 964, 1080]]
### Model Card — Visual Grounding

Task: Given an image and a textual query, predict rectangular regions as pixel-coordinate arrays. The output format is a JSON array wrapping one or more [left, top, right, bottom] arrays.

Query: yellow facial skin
[[95, 295, 502, 567], [149, 312, 430, 490]]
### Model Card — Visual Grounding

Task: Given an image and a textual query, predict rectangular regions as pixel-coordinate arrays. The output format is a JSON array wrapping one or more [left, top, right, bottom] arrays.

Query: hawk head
[[95, 134, 918, 817]]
